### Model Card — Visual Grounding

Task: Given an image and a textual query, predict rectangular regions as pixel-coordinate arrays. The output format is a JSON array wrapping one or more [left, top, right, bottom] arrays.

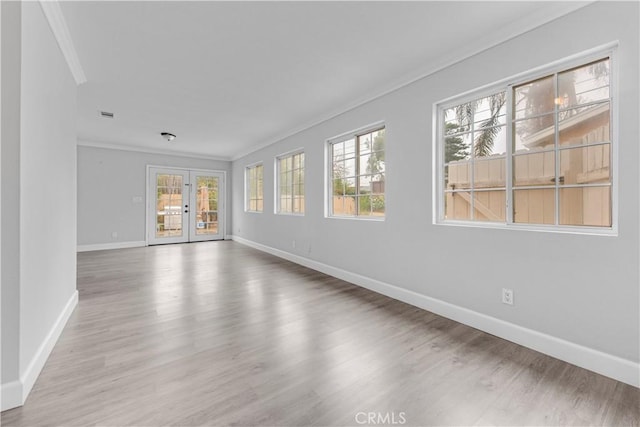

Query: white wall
[[19, 0, 78, 377], [77, 145, 232, 247], [232, 2, 639, 384], [1, 1, 79, 410], [1, 0, 22, 390]]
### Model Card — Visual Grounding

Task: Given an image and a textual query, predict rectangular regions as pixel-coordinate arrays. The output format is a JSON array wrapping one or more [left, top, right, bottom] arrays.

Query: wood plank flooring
[[2, 241, 638, 426]]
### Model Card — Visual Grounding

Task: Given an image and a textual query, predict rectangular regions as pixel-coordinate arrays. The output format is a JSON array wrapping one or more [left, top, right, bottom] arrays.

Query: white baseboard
[[0, 380, 23, 412], [1, 290, 78, 411], [230, 235, 640, 388], [77, 241, 146, 252]]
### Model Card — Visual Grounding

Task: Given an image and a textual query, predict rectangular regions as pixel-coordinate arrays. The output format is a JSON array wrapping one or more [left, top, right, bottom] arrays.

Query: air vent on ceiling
[[100, 111, 114, 119]]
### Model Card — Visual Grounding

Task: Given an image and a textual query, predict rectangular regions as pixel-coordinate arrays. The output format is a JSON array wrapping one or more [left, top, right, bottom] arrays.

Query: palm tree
[[454, 92, 506, 158]]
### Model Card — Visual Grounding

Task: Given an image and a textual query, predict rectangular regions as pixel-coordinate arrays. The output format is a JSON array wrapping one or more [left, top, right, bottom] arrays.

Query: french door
[[147, 167, 225, 245]]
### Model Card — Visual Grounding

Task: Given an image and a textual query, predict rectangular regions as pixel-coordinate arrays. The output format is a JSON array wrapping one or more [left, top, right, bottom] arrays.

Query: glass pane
[[473, 190, 506, 222], [474, 125, 506, 158], [558, 59, 609, 108], [332, 141, 344, 160], [444, 192, 471, 220], [332, 195, 356, 216], [370, 178, 384, 196], [344, 158, 356, 178], [444, 107, 463, 135], [559, 186, 611, 227], [372, 129, 385, 153], [156, 174, 183, 238], [344, 138, 356, 157], [473, 93, 507, 129], [299, 196, 306, 213], [559, 102, 610, 147], [513, 188, 555, 225], [333, 177, 355, 196], [257, 177, 263, 198], [513, 152, 556, 187], [359, 132, 372, 154], [445, 101, 475, 134], [333, 160, 345, 181], [359, 153, 371, 175], [280, 196, 292, 213], [358, 174, 370, 191], [445, 132, 471, 162], [474, 158, 505, 188], [514, 76, 554, 120], [513, 115, 555, 152], [195, 176, 218, 236], [560, 145, 610, 186], [295, 169, 304, 186], [357, 195, 385, 217], [445, 161, 471, 190]]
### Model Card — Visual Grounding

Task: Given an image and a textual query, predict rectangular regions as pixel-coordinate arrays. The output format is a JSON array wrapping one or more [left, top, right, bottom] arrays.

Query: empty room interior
[[1, 1, 639, 426]]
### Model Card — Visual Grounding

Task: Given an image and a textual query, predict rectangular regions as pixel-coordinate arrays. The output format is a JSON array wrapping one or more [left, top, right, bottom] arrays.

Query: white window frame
[[275, 149, 305, 216], [245, 162, 263, 213], [433, 43, 618, 236], [326, 122, 386, 220]]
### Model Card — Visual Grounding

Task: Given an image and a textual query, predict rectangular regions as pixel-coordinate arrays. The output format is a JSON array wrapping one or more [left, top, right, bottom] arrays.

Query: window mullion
[[355, 136, 360, 216], [554, 72, 560, 226], [470, 109, 475, 221], [506, 88, 514, 224]]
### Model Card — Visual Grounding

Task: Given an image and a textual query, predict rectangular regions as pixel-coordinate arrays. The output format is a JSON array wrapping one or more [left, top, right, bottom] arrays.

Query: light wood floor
[[2, 241, 638, 426]]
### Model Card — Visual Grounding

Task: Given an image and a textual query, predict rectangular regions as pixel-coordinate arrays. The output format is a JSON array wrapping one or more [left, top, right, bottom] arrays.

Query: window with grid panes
[[245, 163, 263, 212], [329, 127, 385, 218], [437, 54, 614, 232], [276, 151, 305, 214]]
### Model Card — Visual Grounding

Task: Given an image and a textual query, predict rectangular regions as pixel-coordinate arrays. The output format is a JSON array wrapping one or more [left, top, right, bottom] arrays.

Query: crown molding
[[77, 139, 231, 162], [39, 0, 87, 85]]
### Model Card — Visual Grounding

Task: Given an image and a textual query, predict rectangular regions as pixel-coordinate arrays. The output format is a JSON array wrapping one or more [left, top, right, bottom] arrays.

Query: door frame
[[145, 165, 227, 246]]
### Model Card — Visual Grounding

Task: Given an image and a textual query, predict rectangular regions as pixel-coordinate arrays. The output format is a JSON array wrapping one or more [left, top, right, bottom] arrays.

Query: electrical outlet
[[111, 231, 118, 240], [292, 240, 296, 249], [132, 196, 143, 204], [502, 288, 514, 305]]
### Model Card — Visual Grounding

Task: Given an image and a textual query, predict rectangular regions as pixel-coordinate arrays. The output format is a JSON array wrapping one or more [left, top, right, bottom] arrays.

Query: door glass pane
[[195, 176, 218, 235], [156, 174, 183, 238]]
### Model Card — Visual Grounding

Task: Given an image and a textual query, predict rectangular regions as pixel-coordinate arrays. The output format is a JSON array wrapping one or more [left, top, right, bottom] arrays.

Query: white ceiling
[[61, 1, 589, 160]]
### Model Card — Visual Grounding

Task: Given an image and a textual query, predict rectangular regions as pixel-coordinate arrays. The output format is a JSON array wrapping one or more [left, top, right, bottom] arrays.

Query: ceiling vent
[[100, 111, 114, 119]]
